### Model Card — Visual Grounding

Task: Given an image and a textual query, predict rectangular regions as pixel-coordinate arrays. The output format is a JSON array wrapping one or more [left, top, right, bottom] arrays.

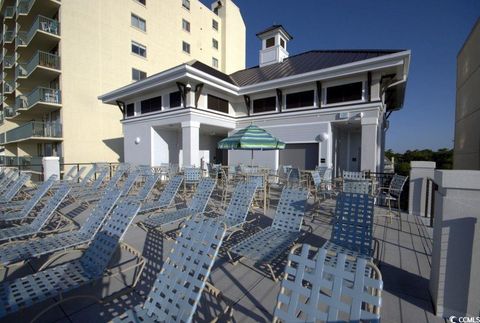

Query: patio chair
[[123, 174, 160, 203], [183, 167, 202, 196], [0, 184, 70, 243], [227, 186, 309, 281], [343, 179, 371, 195], [113, 217, 226, 323], [323, 192, 378, 273], [376, 174, 408, 218], [69, 164, 109, 192], [0, 170, 18, 194], [343, 170, 366, 181], [286, 167, 301, 186], [0, 175, 57, 223], [139, 175, 183, 213], [75, 164, 130, 202], [0, 200, 141, 320], [273, 244, 383, 323], [206, 181, 258, 240], [0, 188, 122, 268], [0, 173, 31, 204], [138, 178, 216, 231]]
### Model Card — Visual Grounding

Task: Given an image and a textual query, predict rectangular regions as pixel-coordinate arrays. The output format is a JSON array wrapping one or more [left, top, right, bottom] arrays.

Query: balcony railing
[[0, 110, 4, 125], [4, 80, 15, 93], [16, 87, 61, 111], [16, 16, 60, 47], [4, 30, 15, 43], [5, 121, 62, 143], [17, 0, 34, 15], [4, 6, 15, 18], [17, 51, 60, 77], [4, 55, 15, 68], [0, 133, 5, 145]]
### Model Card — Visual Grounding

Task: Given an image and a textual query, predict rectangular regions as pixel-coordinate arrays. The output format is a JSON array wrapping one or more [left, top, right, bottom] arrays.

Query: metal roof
[[256, 25, 293, 40], [229, 49, 404, 87]]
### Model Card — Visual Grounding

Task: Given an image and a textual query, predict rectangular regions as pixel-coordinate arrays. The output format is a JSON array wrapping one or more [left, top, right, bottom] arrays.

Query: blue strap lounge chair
[[0, 200, 140, 320], [75, 164, 130, 202], [139, 175, 183, 213], [139, 178, 216, 231], [0, 175, 57, 223], [322, 192, 378, 274], [0, 171, 18, 195], [227, 186, 309, 281], [0, 188, 122, 268], [113, 217, 226, 323], [208, 181, 258, 240], [123, 174, 160, 203], [273, 244, 383, 323], [0, 173, 31, 204], [343, 179, 371, 194], [0, 185, 70, 243]]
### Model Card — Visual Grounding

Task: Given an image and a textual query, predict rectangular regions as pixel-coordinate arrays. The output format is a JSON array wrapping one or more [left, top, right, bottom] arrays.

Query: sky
[[202, 0, 480, 153]]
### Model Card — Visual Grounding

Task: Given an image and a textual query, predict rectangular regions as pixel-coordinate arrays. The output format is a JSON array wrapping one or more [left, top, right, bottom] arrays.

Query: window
[[182, 41, 190, 53], [182, 0, 190, 10], [212, 57, 218, 68], [132, 68, 147, 81], [141, 96, 162, 114], [170, 91, 182, 108], [326, 82, 363, 104], [207, 94, 228, 113], [280, 38, 285, 48], [131, 41, 146, 57], [131, 14, 146, 31], [126, 103, 135, 117], [266, 37, 275, 48], [212, 19, 218, 30], [212, 38, 218, 49], [135, 0, 145, 5], [286, 90, 314, 109], [182, 19, 190, 32], [253, 96, 276, 114]]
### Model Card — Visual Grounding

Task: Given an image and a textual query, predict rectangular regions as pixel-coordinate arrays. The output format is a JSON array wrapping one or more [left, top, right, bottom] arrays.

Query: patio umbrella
[[217, 124, 285, 166]]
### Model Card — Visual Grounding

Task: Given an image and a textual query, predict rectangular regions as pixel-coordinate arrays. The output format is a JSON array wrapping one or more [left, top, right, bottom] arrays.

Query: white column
[[181, 121, 200, 167], [429, 170, 480, 317], [42, 156, 60, 181], [408, 161, 436, 216], [360, 117, 378, 172]]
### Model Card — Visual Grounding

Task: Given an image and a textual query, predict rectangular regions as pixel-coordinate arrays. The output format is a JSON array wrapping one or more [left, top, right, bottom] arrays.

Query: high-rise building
[[0, 0, 245, 166]]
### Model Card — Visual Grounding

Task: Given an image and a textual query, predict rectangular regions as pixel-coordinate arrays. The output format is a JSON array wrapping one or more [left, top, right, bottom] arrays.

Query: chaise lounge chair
[[113, 217, 226, 323], [227, 186, 309, 281], [138, 175, 183, 213]]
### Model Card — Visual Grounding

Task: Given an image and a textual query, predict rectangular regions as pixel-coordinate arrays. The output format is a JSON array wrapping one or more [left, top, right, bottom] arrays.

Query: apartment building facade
[[100, 26, 410, 174], [0, 0, 245, 165]]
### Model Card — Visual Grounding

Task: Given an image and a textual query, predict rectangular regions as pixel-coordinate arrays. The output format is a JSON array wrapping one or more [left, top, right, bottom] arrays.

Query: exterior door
[[279, 143, 319, 170]]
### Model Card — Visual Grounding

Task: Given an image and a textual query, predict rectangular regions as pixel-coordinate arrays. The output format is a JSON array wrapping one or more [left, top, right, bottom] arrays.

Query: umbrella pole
[[251, 150, 254, 167]]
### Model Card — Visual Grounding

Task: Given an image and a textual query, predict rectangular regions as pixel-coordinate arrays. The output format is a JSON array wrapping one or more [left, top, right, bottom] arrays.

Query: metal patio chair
[[0, 188, 122, 269], [343, 179, 371, 195], [113, 217, 227, 323], [123, 174, 160, 203], [227, 186, 309, 281], [206, 181, 258, 240], [323, 192, 378, 274], [273, 244, 383, 323], [139, 175, 183, 213], [0, 185, 71, 243], [376, 174, 408, 218], [0, 173, 31, 204], [0, 201, 141, 321], [69, 164, 110, 193], [76, 164, 131, 202], [0, 170, 19, 195], [0, 175, 57, 223], [183, 167, 202, 195], [138, 178, 216, 232]]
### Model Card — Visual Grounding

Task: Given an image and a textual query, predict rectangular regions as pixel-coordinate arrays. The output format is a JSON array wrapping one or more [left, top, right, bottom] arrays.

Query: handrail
[[16, 15, 60, 47], [16, 87, 61, 110], [17, 51, 61, 77], [5, 121, 62, 143]]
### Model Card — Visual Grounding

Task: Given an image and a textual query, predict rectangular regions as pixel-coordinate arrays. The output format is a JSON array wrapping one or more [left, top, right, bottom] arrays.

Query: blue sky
[[202, 0, 479, 152]]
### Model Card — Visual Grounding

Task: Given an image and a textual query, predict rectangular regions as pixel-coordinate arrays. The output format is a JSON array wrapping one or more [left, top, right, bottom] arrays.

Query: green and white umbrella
[[218, 124, 285, 165]]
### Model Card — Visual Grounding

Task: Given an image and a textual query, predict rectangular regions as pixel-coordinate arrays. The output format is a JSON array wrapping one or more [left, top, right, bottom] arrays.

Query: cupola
[[256, 25, 293, 67]]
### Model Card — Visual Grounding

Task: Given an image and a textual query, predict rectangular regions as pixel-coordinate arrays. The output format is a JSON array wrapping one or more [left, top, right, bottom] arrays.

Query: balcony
[[0, 133, 4, 145], [4, 121, 62, 144], [3, 30, 15, 44], [17, 0, 35, 15], [16, 16, 60, 54], [4, 106, 18, 119], [4, 55, 15, 69], [4, 6, 15, 19], [16, 51, 60, 82], [3, 80, 15, 94], [13, 87, 61, 119], [0, 109, 4, 125], [17, 0, 60, 19]]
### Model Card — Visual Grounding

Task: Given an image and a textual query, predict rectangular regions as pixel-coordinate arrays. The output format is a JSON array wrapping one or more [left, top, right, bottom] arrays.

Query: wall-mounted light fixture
[[316, 132, 329, 142], [135, 137, 141, 144]]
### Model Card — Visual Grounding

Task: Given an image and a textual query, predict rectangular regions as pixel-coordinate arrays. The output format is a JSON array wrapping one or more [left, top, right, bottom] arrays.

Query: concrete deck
[[0, 187, 444, 323]]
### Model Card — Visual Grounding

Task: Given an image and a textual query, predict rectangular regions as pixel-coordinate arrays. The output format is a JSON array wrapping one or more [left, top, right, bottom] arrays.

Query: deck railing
[[16, 87, 61, 111], [17, 0, 35, 15], [16, 15, 60, 47], [4, 80, 15, 93], [3, 30, 15, 43], [4, 106, 17, 118], [4, 55, 15, 68]]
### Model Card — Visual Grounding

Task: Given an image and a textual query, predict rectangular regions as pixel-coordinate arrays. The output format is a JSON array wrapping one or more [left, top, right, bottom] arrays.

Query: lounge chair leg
[[266, 263, 278, 282], [227, 250, 240, 265]]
